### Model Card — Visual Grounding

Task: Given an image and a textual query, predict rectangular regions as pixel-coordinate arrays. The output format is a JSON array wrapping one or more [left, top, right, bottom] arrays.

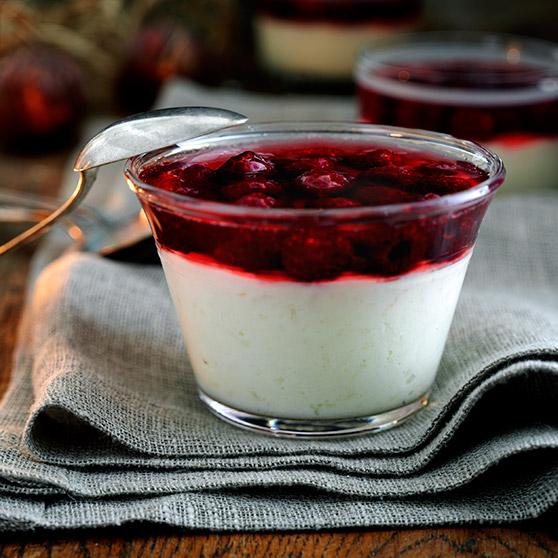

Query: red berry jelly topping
[[358, 60, 558, 142], [139, 143, 490, 282]]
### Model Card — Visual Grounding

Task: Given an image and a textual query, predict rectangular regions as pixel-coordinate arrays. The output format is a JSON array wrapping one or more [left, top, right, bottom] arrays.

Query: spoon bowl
[[0, 107, 247, 255], [74, 107, 247, 171]]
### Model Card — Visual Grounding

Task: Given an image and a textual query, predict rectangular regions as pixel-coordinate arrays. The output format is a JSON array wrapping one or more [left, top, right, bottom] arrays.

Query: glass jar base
[[198, 390, 430, 439]]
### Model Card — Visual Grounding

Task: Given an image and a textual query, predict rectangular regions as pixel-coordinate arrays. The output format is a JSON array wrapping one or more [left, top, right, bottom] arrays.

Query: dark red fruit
[[0, 45, 86, 152], [222, 178, 284, 200], [213, 228, 282, 271], [415, 161, 462, 177], [234, 193, 281, 207], [218, 151, 274, 177], [144, 206, 220, 256], [177, 163, 215, 184], [282, 230, 353, 281], [356, 166, 414, 188], [354, 185, 420, 205], [141, 163, 214, 195], [141, 141, 488, 281], [277, 156, 333, 175], [297, 169, 351, 197], [344, 148, 394, 169], [352, 223, 428, 276]]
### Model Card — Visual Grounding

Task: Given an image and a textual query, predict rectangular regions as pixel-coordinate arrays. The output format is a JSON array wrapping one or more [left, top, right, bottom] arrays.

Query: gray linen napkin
[[0, 194, 556, 531]]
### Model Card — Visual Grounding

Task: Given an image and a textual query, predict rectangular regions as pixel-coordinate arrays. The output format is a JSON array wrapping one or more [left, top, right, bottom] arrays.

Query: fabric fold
[[0, 195, 556, 531]]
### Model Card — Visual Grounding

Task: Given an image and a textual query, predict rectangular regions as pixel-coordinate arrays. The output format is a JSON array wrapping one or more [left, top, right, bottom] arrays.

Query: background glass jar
[[255, 0, 422, 85], [356, 32, 558, 192], [126, 122, 504, 437]]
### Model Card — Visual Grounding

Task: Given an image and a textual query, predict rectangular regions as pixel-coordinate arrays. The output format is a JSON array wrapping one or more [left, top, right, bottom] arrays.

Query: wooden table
[[0, 151, 556, 557]]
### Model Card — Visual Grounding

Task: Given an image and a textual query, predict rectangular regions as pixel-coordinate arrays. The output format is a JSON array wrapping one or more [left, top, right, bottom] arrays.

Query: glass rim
[[356, 31, 558, 106], [125, 121, 505, 222]]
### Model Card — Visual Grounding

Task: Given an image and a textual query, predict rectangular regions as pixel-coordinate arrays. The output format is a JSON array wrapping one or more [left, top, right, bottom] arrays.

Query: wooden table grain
[[0, 152, 556, 557]]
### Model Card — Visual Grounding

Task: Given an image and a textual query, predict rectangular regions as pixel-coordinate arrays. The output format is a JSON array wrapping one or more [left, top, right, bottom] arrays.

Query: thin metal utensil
[[0, 107, 247, 255]]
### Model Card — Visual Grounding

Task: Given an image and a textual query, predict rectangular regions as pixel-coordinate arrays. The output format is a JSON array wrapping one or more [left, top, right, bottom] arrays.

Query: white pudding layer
[[255, 15, 414, 79], [160, 249, 471, 420], [486, 136, 558, 193]]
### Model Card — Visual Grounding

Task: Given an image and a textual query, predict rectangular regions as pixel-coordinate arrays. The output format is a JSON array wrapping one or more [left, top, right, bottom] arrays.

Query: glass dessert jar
[[356, 32, 558, 192], [126, 122, 504, 437], [255, 0, 422, 83]]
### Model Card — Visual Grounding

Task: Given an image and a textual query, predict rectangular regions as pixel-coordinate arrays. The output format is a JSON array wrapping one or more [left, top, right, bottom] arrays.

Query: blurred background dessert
[[356, 33, 558, 191], [0, 0, 556, 192], [253, 0, 422, 87]]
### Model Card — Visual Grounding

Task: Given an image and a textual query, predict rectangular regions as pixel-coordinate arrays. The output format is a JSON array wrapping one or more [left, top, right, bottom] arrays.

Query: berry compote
[[139, 143, 489, 281], [255, 0, 422, 82], [127, 123, 504, 437], [356, 33, 558, 191]]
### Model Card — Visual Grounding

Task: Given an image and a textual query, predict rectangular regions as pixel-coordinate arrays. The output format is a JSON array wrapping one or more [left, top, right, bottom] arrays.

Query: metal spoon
[[0, 107, 247, 255]]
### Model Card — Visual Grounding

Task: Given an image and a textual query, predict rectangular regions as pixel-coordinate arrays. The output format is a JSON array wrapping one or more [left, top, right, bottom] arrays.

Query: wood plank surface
[[0, 152, 556, 556], [0, 526, 557, 557]]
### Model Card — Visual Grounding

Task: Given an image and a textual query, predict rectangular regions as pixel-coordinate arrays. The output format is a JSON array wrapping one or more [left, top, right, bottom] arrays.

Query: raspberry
[[282, 229, 353, 281], [408, 164, 478, 196], [353, 185, 420, 205], [343, 148, 395, 170], [144, 206, 183, 249], [222, 178, 284, 200], [213, 227, 282, 271], [147, 208, 219, 255], [356, 166, 414, 189], [218, 151, 274, 177], [150, 172, 204, 196], [141, 163, 215, 196], [140, 162, 175, 184], [234, 193, 281, 208], [296, 169, 351, 197], [277, 156, 334, 175], [352, 222, 428, 276], [415, 161, 461, 176], [176, 163, 215, 183]]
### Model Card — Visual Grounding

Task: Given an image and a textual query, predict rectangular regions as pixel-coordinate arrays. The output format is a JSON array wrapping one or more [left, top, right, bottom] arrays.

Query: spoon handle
[[0, 169, 97, 256], [0, 107, 247, 256]]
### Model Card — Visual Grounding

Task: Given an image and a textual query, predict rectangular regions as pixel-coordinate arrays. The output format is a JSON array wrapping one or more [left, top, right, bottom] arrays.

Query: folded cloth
[[0, 195, 557, 532]]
